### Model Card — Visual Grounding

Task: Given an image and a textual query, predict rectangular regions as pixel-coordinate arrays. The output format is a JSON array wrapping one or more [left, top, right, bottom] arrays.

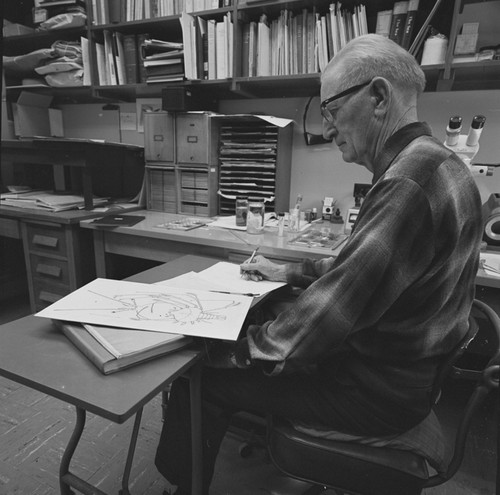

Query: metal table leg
[[190, 362, 203, 495], [59, 405, 144, 495], [120, 408, 144, 495]]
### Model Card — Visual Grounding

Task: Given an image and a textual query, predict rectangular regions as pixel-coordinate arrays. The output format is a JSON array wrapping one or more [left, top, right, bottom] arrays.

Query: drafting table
[[0, 255, 224, 495]]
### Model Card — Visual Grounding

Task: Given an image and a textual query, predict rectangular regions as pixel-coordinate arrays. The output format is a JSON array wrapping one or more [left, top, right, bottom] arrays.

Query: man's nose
[[323, 120, 336, 141]]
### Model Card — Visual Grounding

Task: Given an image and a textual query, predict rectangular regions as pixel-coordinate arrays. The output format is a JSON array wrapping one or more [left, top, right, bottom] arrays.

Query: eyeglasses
[[320, 80, 372, 123]]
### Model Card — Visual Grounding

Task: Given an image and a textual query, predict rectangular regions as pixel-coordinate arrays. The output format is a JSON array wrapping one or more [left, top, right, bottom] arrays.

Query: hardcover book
[[54, 320, 193, 375]]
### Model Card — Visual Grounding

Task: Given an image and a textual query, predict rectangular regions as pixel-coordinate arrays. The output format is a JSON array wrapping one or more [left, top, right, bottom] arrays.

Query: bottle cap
[[471, 115, 486, 129], [448, 116, 462, 129]]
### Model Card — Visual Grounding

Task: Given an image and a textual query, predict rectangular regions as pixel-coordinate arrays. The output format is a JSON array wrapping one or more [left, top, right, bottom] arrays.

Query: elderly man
[[155, 34, 483, 495]]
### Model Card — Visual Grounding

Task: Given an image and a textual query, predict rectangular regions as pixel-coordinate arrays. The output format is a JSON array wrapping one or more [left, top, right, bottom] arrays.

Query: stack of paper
[[0, 190, 108, 212]]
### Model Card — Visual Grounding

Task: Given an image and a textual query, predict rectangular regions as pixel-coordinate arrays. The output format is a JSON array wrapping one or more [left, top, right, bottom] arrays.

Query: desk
[[81, 210, 344, 278], [81, 210, 500, 290], [1, 139, 144, 210], [0, 204, 140, 312], [0, 255, 220, 495]]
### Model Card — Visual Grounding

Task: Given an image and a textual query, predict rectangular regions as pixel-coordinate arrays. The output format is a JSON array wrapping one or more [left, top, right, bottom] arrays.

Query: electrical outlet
[[353, 183, 371, 198]]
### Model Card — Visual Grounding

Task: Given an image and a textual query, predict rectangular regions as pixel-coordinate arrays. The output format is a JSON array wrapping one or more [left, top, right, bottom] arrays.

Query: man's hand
[[240, 255, 287, 282]]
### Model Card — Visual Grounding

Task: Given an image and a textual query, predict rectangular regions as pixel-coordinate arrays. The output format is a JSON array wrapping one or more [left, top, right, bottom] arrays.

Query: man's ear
[[370, 77, 391, 113]]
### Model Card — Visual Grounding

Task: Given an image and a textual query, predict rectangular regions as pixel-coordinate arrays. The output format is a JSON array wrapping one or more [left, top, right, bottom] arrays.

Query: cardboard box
[[12, 92, 64, 137]]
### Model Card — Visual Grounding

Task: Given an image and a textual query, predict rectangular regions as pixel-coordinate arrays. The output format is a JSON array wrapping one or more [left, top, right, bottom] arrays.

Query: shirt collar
[[372, 122, 433, 184]]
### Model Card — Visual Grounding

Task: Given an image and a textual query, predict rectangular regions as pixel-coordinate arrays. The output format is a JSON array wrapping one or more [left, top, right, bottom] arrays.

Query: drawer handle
[[36, 263, 62, 278], [33, 234, 59, 248], [39, 291, 61, 304]]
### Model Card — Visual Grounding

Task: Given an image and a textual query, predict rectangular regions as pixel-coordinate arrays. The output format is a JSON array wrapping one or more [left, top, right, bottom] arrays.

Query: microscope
[[443, 115, 500, 247]]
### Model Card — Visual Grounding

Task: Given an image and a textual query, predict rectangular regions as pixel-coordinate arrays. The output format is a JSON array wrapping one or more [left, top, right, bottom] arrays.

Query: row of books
[[93, 30, 184, 85], [91, 0, 231, 24], [240, 4, 368, 78], [181, 12, 233, 80], [375, 0, 420, 50]]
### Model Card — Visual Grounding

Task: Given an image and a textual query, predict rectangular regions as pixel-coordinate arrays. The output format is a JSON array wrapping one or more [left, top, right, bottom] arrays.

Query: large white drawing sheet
[[191, 261, 287, 296], [35, 278, 253, 340]]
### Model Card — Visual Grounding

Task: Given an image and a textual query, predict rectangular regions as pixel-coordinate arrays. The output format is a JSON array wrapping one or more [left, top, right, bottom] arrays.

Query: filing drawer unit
[[144, 111, 219, 217], [20, 219, 95, 312], [144, 112, 293, 218]]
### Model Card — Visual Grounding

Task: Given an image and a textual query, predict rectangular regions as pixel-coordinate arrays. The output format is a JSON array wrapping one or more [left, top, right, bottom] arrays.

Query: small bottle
[[445, 116, 462, 147], [277, 212, 285, 236], [235, 196, 248, 226], [466, 115, 486, 146]]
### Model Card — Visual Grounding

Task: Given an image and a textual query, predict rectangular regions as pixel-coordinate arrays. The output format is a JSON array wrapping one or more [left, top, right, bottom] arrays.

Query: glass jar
[[246, 200, 265, 234], [235, 196, 248, 227]]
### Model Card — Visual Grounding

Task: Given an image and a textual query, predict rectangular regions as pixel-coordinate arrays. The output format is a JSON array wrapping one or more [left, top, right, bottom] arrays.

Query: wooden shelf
[[2, 0, 500, 107]]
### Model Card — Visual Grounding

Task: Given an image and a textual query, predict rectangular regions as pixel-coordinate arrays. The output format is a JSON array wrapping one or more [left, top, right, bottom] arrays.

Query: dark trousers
[[154, 365, 395, 494]]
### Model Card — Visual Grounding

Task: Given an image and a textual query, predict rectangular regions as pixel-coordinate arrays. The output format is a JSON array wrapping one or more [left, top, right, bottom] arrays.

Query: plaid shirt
[[238, 122, 482, 412]]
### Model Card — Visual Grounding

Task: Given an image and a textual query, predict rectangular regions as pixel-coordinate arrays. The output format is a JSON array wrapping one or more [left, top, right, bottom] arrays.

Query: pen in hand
[[241, 247, 260, 279], [248, 246, 259, 264]]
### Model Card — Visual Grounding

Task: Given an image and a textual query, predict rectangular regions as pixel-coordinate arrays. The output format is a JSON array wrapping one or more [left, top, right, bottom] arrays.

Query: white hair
[[322, 34, 426, 96]]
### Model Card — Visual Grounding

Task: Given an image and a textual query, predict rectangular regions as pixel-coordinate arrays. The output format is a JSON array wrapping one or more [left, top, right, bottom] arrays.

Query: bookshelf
[[2, 0, 500, 106]]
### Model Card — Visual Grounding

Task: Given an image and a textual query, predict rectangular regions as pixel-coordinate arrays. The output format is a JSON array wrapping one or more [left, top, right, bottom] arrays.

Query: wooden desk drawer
[[25, 223, 67, 257], [33, 280, 70, 310], [31, 254, 70, 286]]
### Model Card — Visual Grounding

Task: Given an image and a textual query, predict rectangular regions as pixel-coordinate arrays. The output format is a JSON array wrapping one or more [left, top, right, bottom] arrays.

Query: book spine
[[375, 9, 393, 38], [389, 1, 409, 46], [401, 0, 420, 50], [123, 34, 139, 84], [108, 0, 121, 22]]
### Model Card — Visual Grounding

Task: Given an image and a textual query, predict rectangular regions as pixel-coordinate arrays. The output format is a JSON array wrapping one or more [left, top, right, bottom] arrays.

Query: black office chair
[[267, 299, 500, 495]]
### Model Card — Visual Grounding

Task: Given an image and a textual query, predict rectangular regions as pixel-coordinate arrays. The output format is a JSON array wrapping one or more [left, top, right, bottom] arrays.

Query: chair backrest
[[424, 298, 500, 488]]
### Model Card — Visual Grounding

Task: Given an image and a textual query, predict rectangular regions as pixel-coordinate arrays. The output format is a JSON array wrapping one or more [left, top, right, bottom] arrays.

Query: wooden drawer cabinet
[[19, 219, 95, 312]]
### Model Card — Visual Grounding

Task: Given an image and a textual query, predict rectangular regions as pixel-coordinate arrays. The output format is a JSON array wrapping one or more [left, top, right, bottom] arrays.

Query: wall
[[220, 90, 500, 214], [4, 89, 499, 217]]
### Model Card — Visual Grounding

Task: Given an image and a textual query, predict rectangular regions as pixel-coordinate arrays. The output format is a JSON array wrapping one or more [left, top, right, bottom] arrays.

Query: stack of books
[[53, 320, 193, 374], [141, 38, 185, 83]]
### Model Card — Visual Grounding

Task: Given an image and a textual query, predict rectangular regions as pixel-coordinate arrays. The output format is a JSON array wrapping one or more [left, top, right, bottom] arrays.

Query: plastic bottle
[[277, 212, 285, 236]]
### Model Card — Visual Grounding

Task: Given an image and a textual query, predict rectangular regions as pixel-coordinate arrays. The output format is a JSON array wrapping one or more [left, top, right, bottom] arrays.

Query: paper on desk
[[155, 272, 227, 292], [155, 264, 287, 297], [195, 262, 287, 296], [35, 278, 253, 340]]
